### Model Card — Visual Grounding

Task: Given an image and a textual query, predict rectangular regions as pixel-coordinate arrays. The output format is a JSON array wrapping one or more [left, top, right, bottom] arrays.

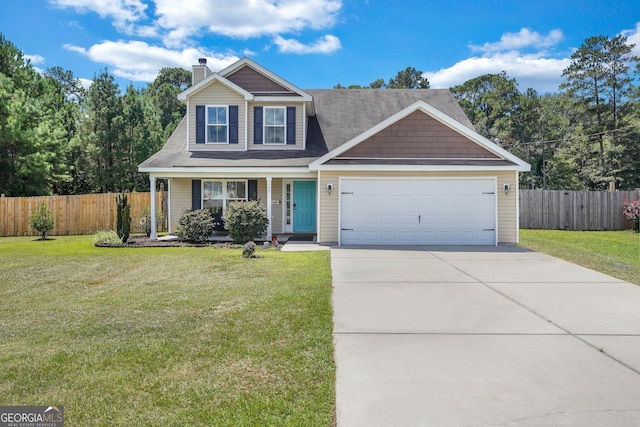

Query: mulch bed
[[96, 235, 235, 248]]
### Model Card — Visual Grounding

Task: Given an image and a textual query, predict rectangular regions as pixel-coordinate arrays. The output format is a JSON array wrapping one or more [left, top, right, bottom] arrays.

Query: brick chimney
[[192, 58, 212, 85]]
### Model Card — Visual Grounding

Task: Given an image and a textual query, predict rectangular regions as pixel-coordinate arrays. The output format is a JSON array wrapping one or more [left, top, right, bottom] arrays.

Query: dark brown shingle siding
[[339, 111, 499, 159], [226, 65, 293, 94]]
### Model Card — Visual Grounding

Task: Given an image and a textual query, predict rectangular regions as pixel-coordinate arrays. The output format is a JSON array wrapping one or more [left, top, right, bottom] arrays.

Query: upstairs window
[[264, 107, 285, 144], [207, 106, 228, 143], [195, 105, 238, 145], [253, 106, 295, 145]]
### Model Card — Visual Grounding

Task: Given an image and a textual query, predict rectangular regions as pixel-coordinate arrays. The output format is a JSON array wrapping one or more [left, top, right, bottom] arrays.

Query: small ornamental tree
[[29, 202, 55, 240], [622, 199, 640, 232], [224, 201, 268, 244], [116, 193, 131, 243], [175, 209, 215, 242]]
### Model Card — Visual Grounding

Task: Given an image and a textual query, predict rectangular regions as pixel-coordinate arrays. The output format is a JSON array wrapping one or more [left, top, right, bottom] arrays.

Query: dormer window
[[207, 106, 228, 143], [195, 105, 238, 145], [264, 107, 285, 144], [253, 106, 296, 145]]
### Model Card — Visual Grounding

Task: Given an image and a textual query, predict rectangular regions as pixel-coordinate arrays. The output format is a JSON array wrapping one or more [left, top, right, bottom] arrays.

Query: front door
[[293, 181, 316, 233]]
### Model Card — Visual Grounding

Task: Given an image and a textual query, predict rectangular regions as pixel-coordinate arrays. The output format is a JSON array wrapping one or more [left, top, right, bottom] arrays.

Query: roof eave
[[310, 164, 529, 172]]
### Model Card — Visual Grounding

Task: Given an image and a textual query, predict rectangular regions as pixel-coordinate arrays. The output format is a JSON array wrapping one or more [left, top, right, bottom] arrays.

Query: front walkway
[[331, 246, 640, 426]]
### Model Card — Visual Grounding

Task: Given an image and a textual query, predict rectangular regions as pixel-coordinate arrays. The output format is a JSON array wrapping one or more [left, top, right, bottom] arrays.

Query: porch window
[[264, 107, 285, 144], [207, 106, 228, 143], [285, 183, 292, 225], [202, 180, 247, 215]]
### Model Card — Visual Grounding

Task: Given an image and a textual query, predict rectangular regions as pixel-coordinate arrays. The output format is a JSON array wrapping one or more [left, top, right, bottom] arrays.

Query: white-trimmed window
[[207, 106, 228, 143], [264, 106, 285, 144], [202, 180, 247, 215]]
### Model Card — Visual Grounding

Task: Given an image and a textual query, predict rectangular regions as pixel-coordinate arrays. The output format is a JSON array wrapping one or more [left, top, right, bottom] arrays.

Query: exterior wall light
[[327, 183, 334, 195], [503, 183, 510, 195]]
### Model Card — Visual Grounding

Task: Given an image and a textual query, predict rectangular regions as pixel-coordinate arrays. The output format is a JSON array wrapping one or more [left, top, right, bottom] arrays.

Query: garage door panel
[[340, 179, 496, 245]]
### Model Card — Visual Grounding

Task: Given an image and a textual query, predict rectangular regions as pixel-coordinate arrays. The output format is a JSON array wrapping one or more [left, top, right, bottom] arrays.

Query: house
[[138, 57, 530, 245]]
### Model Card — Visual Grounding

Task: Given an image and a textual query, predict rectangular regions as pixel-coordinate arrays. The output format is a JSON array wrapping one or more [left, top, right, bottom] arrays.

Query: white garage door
[[340, 178, 496, 245]]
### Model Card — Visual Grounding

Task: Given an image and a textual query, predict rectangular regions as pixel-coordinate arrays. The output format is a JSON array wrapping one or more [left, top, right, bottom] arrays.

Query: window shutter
[[229, 105, 238, 144], [191, 180, 202, 210], [286, 106, 296, 145], [195, 105, 205, 144], [248, 180, 258, 201], [254, 106, 263, 144]]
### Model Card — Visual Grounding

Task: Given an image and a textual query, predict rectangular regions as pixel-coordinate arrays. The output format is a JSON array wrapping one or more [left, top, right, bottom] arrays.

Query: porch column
[[266, 176, 272, 240], [149, 176, 157, 240]]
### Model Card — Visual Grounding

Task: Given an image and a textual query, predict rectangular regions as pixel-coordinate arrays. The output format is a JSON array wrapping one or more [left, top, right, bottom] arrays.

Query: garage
[[339, 178, 497, 245]]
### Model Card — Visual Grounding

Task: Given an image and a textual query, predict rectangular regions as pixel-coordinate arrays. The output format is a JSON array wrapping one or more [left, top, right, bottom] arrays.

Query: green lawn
[[0, 236, 335, 426], [519, 229, 640, 285]]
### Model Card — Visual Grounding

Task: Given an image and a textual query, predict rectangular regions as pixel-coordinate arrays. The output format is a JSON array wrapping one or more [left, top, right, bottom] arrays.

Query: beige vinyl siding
[[189, 82, 245, 151], [168, 178, 193, 232], [318, 170, 519, 245], [248, 102, 304, 150]]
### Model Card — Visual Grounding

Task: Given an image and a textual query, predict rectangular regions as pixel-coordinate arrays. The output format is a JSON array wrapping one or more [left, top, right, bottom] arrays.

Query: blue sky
[[2, 0, 639, 94]]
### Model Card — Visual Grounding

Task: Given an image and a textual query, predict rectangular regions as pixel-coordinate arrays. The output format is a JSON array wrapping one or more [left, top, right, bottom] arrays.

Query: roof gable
[[338, 110, 499, 159], [219, 58, 311, 101], [226, 65, 296, 95], [310, 100, 530, 171]]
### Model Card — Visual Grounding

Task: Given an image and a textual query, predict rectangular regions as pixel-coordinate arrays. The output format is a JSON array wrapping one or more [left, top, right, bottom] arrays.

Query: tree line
[[1, 33, 639, 196], [0, 33, 189, 196]]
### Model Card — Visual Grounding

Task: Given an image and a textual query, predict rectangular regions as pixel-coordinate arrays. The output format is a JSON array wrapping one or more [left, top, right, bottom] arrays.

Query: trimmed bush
[[176, 209, 216, 242], [29, 202, 55, 240], [94, 230, 123, 246], [116, 193, 131, 243], [224, 201, 268, 244]]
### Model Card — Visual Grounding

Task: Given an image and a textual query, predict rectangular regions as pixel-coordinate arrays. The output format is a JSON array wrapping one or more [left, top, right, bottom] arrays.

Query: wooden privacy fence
[[520, 189, 640, 230], [0, 192, 166, 237]]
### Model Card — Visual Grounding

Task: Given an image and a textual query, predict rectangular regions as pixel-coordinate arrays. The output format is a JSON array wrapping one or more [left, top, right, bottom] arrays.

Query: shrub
[[224, 201, 268, 244], [622, 199, 640, 232], [116, 193, 131, 243], [176, 209, 215, 242], [94, 230, 123, 246], [29, 202, 55, 240]]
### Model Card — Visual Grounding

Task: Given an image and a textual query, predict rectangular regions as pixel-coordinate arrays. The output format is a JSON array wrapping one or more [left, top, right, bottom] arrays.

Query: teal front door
[[293, 181, 316, 233]]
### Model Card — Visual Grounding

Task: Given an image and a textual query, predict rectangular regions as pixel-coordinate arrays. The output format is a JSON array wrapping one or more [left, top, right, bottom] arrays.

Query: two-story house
[[139, 57, 530, 245]]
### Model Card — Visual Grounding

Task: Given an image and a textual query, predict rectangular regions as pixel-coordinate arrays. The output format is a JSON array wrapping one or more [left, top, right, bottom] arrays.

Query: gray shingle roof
[[139, 89, 476, 169]]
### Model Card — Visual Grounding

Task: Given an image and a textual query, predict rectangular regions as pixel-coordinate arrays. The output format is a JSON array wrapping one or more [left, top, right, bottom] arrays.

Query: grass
[[0, 236, 335, 426], [519, 229, 640, 285]]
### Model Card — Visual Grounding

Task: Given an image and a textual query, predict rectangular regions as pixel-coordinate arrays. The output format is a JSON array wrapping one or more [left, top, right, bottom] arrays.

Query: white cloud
[[64, 40, 239, 82], [425, 53, 570, 93], [24, 54, 46, 65], [273, 34, 341, 54], [51, 0, 148, 32], [425, 28, 570, 93], [153, 0, 342, 43], [470, 28, 564, 54], [621, 22, 640, 57], [79, 78, 93, 91]]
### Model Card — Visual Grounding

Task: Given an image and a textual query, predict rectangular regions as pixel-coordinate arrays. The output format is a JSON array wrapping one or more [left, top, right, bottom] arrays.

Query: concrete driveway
[[332, 246, 640, 426]]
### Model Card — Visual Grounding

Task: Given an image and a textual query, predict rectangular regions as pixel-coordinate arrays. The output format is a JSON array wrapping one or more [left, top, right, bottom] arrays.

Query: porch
[[147, 175, 318, 241]]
